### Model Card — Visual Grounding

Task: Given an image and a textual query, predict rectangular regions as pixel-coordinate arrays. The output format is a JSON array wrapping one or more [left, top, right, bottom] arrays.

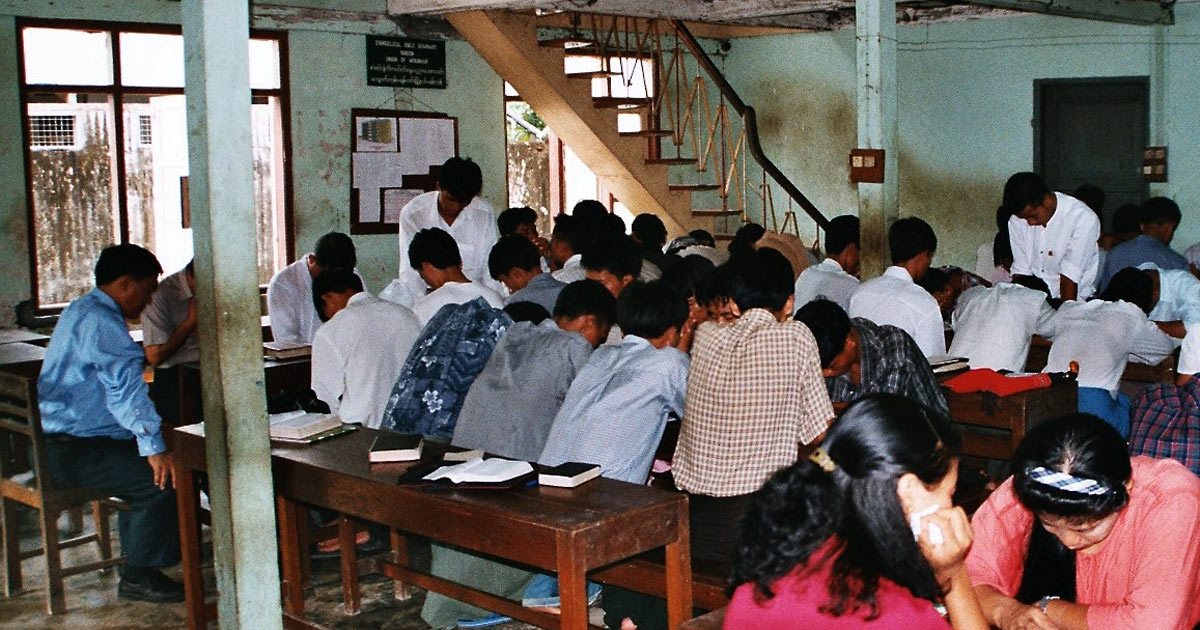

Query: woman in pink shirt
[[967, 413, 1200, 629], [724, 394, 987, 630]]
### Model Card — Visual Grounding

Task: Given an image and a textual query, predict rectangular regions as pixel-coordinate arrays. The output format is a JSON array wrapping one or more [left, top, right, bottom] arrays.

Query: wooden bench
[[593, 554, 729, 612]]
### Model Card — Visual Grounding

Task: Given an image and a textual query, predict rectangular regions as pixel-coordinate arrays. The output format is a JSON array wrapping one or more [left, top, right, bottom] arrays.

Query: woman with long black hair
[[968, 413, 1200, 629], [724, 394, 987, 629]]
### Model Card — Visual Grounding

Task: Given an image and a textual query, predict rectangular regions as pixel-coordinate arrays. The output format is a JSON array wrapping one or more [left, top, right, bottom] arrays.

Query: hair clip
[[1028, 466, 1109, 496], [809, 448, 837, 474]]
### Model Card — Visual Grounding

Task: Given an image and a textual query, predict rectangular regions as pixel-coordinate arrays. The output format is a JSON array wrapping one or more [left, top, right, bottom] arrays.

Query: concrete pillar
[[181, 1, 284, 628], [855, 0, 899, 278]]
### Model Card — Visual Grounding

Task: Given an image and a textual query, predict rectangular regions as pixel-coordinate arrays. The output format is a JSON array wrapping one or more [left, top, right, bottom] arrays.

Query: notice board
[[349, 108, 458, 235], [366, 36, 447, 89]]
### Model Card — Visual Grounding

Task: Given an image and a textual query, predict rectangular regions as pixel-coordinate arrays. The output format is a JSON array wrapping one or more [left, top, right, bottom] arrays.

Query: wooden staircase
[[446, 10, 828, 239]]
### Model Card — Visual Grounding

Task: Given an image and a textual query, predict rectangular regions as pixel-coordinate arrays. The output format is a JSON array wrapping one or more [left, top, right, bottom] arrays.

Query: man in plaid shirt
[[1130, 378, 1200, 478], [794, 298, 949, 417]]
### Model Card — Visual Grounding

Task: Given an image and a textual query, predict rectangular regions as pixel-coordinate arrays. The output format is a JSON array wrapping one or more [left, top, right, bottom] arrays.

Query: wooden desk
[[175, 357, 312, 426], [172, 426, 692, 630], [0, 342, 46, 377], [0, 328, 50, 346], [944, 381, 1077, 461]]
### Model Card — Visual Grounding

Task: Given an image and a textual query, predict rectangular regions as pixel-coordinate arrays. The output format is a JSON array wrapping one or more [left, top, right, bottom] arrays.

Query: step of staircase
[[669, 184, 721, 191], [619, 128, 673, 137], [538, 37, 593, 48], [645, 157, 696, 165], [692, 209, 742, 218], [592, 97, 652, 110], [566, 70, 622, 79]]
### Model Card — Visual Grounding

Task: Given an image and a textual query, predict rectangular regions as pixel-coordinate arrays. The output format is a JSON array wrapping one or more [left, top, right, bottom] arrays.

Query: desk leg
[[338, 516, 360, 615], [277, 495, 305, 619], [175, 462, 205, 630], [389, 529, 412, 601], [664, 501, 693, 630], [556, 536, 588, 630]]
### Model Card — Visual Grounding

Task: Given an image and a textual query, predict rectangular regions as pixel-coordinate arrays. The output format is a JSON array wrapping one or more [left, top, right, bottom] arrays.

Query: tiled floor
[[0, 506, 603, 629]]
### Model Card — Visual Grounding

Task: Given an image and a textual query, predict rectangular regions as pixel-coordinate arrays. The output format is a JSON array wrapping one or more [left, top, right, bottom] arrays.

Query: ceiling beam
[[962, 0, 1172, 25], [388, 0, 538, 15]]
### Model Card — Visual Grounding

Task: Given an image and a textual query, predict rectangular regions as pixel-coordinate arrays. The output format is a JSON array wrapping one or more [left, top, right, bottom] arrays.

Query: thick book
[[538, 462, 602, 488], [263, 341, 312, 360], [369, 433, 424, 463], [268, 411, 342, 440]]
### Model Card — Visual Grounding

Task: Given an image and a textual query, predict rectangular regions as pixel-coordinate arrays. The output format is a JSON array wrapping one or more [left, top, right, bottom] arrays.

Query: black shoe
[[118, 569, 185, 603]]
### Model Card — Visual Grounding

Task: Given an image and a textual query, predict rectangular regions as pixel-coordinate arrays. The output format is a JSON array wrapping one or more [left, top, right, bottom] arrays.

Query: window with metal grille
[[138, 115, 152, 144], [28, 114, 75, 147]]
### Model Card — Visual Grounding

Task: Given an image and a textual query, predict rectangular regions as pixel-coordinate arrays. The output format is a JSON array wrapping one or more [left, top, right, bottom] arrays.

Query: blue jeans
[[522, 573, 602, 608], [1078, 387, 1132, 438]]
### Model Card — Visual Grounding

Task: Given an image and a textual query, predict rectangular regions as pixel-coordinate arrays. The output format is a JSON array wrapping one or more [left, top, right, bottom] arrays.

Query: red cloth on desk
[[943, 368, 1052, 396]]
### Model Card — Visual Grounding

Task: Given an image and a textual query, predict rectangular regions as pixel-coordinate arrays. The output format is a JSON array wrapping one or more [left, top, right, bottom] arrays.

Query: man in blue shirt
[[38, 244, 182, 603], [1100, 197, 1187, 289]]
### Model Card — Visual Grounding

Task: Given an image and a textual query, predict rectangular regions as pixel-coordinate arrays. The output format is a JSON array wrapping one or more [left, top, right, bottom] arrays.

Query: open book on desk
[[397, 457, 535, 489]]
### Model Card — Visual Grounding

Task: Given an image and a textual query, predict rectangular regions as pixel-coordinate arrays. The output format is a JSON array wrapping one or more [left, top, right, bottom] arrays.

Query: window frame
[[15, 17, 295, 313]]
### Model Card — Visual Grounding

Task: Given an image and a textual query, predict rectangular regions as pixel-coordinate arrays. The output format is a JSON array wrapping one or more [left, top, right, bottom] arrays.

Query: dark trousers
[[687, 491, 755, 565], [46, 436, 181, 570]]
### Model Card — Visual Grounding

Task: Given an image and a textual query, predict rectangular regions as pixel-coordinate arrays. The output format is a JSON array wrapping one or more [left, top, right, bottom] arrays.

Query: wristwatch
[[1037, 595, 1061, 613]]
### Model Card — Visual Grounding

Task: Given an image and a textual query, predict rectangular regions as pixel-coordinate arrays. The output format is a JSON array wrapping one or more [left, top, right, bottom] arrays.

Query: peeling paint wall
[[723, 6, 1200, 273], [0, 0, 506, 318]]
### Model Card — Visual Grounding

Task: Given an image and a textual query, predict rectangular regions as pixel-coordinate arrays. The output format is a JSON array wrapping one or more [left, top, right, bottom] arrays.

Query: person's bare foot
[[620, 618, 638, 630], [528, 605, 561, 615]]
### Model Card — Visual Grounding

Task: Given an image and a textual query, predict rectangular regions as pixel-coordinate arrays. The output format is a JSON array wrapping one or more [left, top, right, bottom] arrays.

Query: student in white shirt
[[794, 215, 859, 311], [949, 275, 1057, 372], [1044, 268, 1175, 437], [1004, 172, 1101, 301], [267, 232, 357, 345], [393, 157, 502, 308], [1139, 262, 1200, 339], [408, 227, 504, 326], [548, 214, 587, 283], [848, 217, 946, 357], [310, 268, 421, 429]]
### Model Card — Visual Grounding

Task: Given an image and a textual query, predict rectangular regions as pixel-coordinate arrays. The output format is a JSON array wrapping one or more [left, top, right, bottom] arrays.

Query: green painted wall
[[0, 0, 506, 322], [723, 6, 1200, 273]]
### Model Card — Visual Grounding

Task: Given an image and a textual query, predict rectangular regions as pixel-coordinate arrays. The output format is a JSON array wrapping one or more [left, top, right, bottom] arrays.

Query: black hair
[[407, 228, 461, 271], [631, 213, 668, 249], [916, 267, 951, 296], [995, 205, 1014, 232], [504, 301, 550, 324], [1010, 274, 1052, 297], [728, 248, 794, 312], [1099, 267, 1154, 313], [888, 217, 937, 264], [825, 216, 860, 256], [603, 212, 627, 237], [730, 394, 960, 618], [729, 223, 766, 259], [185, 260, 195, 275], [696, 262, 735, 306], [1111, 203, 1142, 235], [572, 199, 608, 227], [1002, 172, 1050, 215], [313, 232, 357, 270], [992, 231, 1013, 267], [551, 215, 587, 255], [311, 267, 363, 321], [553, 279, 618, 329], [616, 280, 688, 340], [1071, 184, 1106, 214], [1141, 197, 1181, 227], [94, 243, 162, 286], [488, 235, 541, 279], [497, 206, 538, 237], [793, 299, 851, 369], [1011, 414, 1132, 604], [688, 229, 717, 248], [660, 254, 715, 299], [437, 157, 483, 204], [581, 236, 643, 281]]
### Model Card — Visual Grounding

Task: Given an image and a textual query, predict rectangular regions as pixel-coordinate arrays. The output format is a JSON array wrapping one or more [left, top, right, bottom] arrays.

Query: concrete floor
[[0, 506, 603, 630]]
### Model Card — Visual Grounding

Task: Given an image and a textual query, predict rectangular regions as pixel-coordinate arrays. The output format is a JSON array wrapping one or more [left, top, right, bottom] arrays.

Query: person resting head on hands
[[967, 413, 1200, 630], [724, 394, 987, 630]]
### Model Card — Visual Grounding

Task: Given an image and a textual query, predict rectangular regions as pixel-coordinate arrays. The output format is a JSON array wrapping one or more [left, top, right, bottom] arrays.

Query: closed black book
[[538, 462, 601, 488], [369, 433, 423, 463]]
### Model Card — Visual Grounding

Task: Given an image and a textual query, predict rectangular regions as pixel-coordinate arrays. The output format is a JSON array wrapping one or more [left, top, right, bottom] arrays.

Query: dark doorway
[[1034, 78, 1148, 231]]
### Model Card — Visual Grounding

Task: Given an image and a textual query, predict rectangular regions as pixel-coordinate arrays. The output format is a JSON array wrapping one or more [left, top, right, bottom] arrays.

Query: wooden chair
[[0, 371, 125, 614]]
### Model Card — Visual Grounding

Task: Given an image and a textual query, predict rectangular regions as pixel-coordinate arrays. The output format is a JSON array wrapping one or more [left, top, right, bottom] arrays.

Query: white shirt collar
[[883, 265, 914, 282], [820, 258, 845, 272]]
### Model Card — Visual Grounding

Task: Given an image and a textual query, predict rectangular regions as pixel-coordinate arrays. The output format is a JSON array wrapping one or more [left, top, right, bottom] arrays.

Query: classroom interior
[[0, 0, 1197, 628]]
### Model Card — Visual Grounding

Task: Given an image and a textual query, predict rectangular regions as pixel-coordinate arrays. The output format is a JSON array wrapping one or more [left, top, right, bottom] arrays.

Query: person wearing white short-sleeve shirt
[[1004, 172, 1100, 301], [407, 227, 504, 326], [848, 217, 946, 358], [310, 268, 422, 429], [1139, 262, 1200, 340], [794, 215, 859, 311], [949, 279, 1057, 372], [391, 157, 502, 309], [267, 232, 359, 345]]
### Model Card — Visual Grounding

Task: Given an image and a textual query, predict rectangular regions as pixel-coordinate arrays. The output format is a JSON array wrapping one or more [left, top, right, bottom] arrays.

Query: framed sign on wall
[[349, 108, 458, 234]]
